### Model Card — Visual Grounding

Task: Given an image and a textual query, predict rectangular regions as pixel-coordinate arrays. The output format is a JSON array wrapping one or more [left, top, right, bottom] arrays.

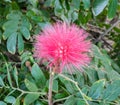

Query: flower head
[[34, 22, 91, 73]]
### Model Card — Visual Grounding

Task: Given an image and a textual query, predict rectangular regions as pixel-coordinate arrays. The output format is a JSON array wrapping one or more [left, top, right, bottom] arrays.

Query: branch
[[53, 95, 73, 104], [48, 67, 54, 105], [0, 86, 46, 99], [0, 86, 46, 95], [59, 74, 91, 105], [96, 19, 120, 42]]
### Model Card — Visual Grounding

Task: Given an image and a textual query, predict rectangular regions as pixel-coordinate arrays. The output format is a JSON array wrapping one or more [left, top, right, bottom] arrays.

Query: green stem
[[12, 87, 46, 95], [59, 74, 90, 105], [53, 95, 73, 104], [0, 86, 46, 95]]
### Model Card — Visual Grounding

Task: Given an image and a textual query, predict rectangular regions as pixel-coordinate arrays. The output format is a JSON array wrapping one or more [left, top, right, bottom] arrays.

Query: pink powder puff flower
[[34, 22, 91, 73]]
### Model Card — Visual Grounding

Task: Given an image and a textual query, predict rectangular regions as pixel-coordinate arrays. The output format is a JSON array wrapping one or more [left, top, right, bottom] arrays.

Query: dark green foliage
[[0, 0, 120, 105]]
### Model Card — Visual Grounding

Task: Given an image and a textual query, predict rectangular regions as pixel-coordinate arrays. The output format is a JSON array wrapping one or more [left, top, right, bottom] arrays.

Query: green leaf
[[102, 80, 120, 101], [3, 30, 14, 40], [99, 102, 110, 105], [18, 33, 24, 54], [20, 26, 30, 40], [35, 101, 44, 105], [78, 12, 86, 25], [82, 0, 90, 10], [64, 96, 76, 105], [68, 10, 78, 22], [11, 2, 20, 10], [20, 51, 34, 64], [7, 67, 12, 87], [89, 102, 99, 105], [15, 98, 20, 105], [4, 0, 11, 2], [97, 70, 106, 79], [76, 72, 84, 87], [13, 67, 18, 87], [2, 20, 18, 31], [92, 45, 103, 58], [31, 63, 46, 87], [46, 79, 58, 93], [44, 0, 53, 7], [21, 51, 32, 59], [82, 86, 89, 95], [38, 22, 51, 30], [71, 0, 80, 10], [2, 11, 31, 54], [21, 16, 32, 30], [29, 0, 38, 8], [0, 76, 5, 86], [54, 93, 67, 99], [107, 70, 120, 81], [52, 80, 58, 93], [3, 23, 18, 40], [86, 68, 98, 84], [54, 0, 63, 16], [31, 16, 43, 22], [0, 101, 7, 105], [24, 94, 39, 105], [25, 79, 38, 92], [92, 0, 109, 16], [59, 76, 77, 94], [7, 32, 17, 54], [108, 0, 118, 19], [76, 98, 86, 105], [88, 79, 105, 99], [7, 11, 21, 20], [4, 96, 16, 104], [0, 30, 2, 39]]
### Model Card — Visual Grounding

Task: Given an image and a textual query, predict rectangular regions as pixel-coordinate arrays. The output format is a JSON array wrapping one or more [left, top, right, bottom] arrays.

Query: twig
[[96, 19, 120, 42], [59, 74, 90, 105], [48, 67, 54, 105], [53, 95, 73, 104], [102, 38, 113, 49], [12, 87, 46, 95], [0, 86, 46, 95]]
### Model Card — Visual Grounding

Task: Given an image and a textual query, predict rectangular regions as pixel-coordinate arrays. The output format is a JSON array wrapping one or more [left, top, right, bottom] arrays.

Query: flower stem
[[48, 67, 54, 105]]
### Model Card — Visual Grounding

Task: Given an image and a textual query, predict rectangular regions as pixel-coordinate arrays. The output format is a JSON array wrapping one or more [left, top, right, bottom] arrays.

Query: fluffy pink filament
[[34, 22, 91, 73]]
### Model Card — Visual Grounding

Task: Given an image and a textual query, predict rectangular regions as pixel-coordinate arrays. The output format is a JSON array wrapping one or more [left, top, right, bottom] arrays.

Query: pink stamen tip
[[34, 22, 91, 73]]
